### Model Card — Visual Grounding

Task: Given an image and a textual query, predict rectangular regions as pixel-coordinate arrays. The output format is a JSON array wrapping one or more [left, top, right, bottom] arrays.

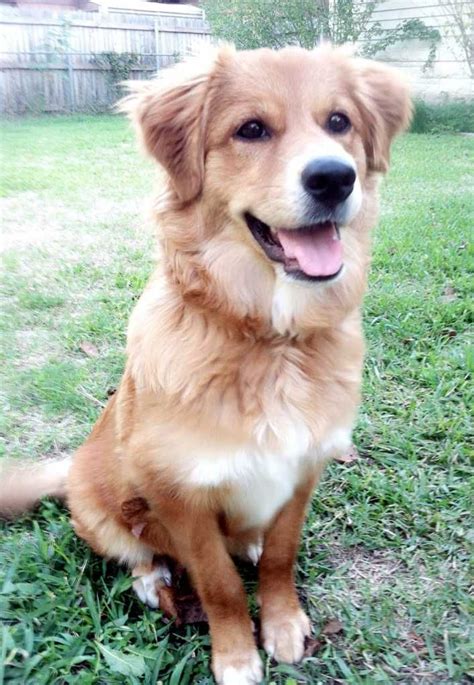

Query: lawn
[[0, 116, 472, 685]]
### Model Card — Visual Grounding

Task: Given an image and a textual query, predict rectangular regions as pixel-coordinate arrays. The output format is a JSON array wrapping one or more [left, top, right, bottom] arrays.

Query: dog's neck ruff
[[161, 246, 361, 342]]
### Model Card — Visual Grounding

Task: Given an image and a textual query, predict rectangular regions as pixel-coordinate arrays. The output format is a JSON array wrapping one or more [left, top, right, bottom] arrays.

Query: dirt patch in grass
[[13, 329, 63, 370]]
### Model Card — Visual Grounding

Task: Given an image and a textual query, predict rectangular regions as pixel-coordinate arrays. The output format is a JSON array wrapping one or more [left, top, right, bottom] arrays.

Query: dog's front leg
[[159, 506, 262, 685], [259, 464, 324, 663]]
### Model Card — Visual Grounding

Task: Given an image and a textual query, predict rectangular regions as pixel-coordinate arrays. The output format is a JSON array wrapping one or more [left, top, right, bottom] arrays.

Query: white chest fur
[[184, 422, 352, 532], [225, 449, 308, 529]]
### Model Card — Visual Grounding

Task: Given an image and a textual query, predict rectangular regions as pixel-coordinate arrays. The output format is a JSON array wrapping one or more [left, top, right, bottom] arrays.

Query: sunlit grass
[[1, 116, 472, 684]]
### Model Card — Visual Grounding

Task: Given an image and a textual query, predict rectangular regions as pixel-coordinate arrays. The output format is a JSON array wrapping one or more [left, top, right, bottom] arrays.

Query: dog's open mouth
[[244, 213, 343, 282]]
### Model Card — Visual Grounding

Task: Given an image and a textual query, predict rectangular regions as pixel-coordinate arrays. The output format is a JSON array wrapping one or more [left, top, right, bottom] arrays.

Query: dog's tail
[[0, 456, 71, 518]]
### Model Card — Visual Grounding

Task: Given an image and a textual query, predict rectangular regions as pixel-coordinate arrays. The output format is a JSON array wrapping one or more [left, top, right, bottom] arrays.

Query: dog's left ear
[[355, 60, 412, 173], [120, 48, 230, 203]]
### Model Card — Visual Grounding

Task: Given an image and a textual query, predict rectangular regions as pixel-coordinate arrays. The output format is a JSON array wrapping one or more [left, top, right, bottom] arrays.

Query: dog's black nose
[[302, 157, 356, 205]]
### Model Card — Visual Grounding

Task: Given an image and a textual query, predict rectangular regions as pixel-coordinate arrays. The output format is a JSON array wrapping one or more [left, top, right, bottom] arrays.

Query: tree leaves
[[203, 0, 441, 70]]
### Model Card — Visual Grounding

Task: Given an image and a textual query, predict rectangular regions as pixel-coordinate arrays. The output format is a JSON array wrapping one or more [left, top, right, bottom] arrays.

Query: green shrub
[[411, 100, 474, 134], [203, 0, 440, 70]]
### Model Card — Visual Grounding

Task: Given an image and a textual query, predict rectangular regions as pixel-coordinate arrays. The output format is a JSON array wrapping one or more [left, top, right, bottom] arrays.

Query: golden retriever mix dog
[[1, 44, 410, 684]]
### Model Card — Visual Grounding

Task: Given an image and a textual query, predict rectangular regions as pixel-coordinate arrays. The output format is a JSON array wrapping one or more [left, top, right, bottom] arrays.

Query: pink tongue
[[277, 224, 342, 277]]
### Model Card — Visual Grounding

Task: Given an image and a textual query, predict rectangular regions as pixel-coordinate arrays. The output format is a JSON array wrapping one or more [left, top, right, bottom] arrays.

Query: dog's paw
[[226, 536, 263, 565], [131, 561, 172, 609], [262, 607, 311, 663], [213, 649, 263, 685], [246, 540, 263, 566]]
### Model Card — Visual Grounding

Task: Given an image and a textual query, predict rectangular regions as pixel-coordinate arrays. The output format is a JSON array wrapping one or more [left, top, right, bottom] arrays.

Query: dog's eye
[[235, 120, 270, 141], [327, 112, 351, 134]]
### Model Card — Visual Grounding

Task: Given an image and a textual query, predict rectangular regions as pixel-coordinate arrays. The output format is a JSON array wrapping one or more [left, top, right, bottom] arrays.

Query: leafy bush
[[92, 52, 140, 93], [203, 0, 441, 69], [411, 100, 474, 133]]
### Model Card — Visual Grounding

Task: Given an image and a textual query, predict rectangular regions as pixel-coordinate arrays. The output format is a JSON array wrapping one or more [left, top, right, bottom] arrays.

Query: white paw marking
[[215, 650, 263, 685], [263, 608, 311, 663], [132, 563, 171, 609], [221, 664, 262, 685], [246, 541, 263, 566]]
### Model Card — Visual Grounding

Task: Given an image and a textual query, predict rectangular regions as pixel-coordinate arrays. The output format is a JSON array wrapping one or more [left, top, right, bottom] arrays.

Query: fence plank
[[0, 5, 211, 113]]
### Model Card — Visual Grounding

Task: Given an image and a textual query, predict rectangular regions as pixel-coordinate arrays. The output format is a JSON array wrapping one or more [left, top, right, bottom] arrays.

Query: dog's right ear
[[120, 48, 230, 203], [354, 59, 412, 173]]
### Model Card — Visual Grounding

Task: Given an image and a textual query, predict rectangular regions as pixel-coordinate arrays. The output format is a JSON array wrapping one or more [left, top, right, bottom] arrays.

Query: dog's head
[[122, 45, 411, 331]]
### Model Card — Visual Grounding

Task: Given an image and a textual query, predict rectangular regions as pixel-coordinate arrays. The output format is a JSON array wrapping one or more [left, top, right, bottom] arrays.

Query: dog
[[0, 44, 411, 685]]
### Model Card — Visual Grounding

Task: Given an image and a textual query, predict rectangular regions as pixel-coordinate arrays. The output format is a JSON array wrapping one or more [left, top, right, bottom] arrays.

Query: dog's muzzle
[[244, 213, 343, 283]]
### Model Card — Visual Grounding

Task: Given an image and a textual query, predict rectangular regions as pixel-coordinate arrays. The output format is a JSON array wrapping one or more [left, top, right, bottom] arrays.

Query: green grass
[[1, 115, 473, 684]]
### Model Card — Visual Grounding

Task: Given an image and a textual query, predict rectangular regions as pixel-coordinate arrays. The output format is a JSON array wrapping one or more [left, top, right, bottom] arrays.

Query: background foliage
[[411, 100, 474, 133], [439, 0, 474, 77], [203, 0, 441, 69], [92, 52, 140, 95]]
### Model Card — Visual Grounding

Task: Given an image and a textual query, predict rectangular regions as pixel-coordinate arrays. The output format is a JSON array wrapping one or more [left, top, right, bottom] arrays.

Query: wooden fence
[[1, 2, 472, 113], [0, 6, 212, 114]]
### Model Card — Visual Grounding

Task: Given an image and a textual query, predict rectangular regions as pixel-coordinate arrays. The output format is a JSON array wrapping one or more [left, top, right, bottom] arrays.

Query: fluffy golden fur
[[1, 45, 411, 684]]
